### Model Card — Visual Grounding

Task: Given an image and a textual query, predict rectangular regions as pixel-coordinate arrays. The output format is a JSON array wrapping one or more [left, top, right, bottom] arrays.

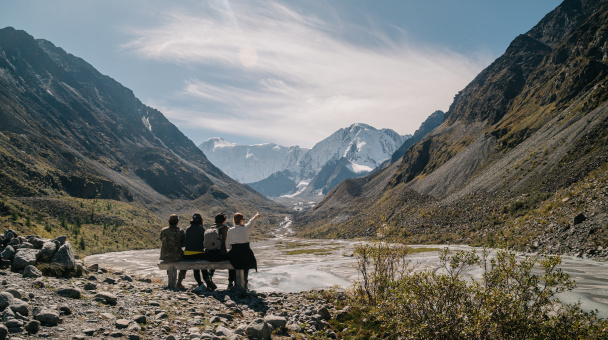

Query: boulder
[[115, 319, 130, 329], [574, 213, 587, 225], [25, 320, 40, 334], [94, 292, 117, 305], [264, 315, 287, 329], [0, 260, 10, 270], [0, 324, 7, 340], [56, 287, 81, 299], [246, 319, 271, 340], [8, 238, 20, 247], [18, 242, 34, 249], [34, 309, 60, 326], [215, 326, 235, 338], [51, 242, 75, 270], [0, 246, 15, 262], [4, 230, 17, 241], [53, 235, 67, 245], [9, 298, 29, 316], [27, 237, 45, 249], [38, 242, 57, 262], [5, 290, 21, 299], [12, 249, 39, 270], [23, 265, 42, 278], [133, 315, 146, 324], [0, 292, 14, 311], [317, 306, 332, 320]]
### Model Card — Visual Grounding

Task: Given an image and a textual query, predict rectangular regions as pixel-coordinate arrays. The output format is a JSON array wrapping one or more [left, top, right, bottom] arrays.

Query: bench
[[157, 260, 245, 289]]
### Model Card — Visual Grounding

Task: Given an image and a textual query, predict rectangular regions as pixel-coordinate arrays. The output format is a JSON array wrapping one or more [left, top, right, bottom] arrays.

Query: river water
[[84, 238, 608, 318]]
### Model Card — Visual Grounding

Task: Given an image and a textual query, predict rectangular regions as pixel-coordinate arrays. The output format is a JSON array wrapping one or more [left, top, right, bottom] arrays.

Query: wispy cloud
[[124, 0, 491, 147]]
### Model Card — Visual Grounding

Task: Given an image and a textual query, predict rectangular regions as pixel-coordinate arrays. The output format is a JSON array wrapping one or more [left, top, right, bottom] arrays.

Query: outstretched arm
[[245, 213, 261, 233]]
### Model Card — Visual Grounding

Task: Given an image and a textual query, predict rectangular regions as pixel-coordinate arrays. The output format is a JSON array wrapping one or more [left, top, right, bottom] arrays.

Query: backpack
[[203, 226, 222, 251]]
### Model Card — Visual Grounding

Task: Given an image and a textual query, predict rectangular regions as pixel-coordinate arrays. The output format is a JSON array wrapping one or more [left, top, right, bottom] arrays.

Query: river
[[84, 238, 608, 318]]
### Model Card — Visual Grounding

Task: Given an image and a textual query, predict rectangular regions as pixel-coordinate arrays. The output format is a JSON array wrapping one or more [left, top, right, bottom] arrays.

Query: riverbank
[[85, 239, 608, 318]]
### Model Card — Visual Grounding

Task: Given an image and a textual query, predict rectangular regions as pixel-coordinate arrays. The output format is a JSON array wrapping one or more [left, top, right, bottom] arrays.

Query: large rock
[[0, 323, 7, 340], [51, 242, 75, 270], [34, 309, 60, 326], [38, 242, 57, 262], [23, 265, 42, 278], [25, 320, 40, 334], [0, 246, 15, 262], [317, 306, 332, 320], [53, 236, 67, 245], [12, 249, 39, 270], [9, 298, 29, 316], [4, 230, 17, 241], [56, 287, 81, 299], [264, 315, 287, 330], [94, 292, 117, 305], [27, 237, 45, 249], [0, 292, 13, 311], [246, 319, 271, 340], [18, 242, 34, 249]]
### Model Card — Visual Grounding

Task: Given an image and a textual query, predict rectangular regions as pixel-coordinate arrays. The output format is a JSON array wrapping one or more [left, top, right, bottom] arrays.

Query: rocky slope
[[0, 27, 289, 247], [294, 0, 608, 257]]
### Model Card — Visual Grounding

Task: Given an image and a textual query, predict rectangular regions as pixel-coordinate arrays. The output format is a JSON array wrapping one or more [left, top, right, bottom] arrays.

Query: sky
[[1, 0, 562, 148]]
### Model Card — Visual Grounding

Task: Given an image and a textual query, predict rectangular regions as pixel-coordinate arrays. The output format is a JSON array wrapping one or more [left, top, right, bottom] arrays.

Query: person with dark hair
[[160, 214, 186, 287], [226, 212, 260, 289], [205, 213, 237, 288], [182, 213, 215, 290]]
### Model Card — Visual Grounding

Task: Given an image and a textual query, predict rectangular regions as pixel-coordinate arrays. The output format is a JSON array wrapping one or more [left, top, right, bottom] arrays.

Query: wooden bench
[[157, 260, 245, 289]]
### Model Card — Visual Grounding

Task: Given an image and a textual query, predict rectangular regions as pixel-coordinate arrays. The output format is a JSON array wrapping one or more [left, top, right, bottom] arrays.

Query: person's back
[[184, 223, 206, 253], [159, 214, 185, 263]]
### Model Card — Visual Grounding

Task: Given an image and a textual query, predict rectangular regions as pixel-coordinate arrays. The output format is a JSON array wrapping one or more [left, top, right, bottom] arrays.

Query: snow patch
[[213, 138, 237, 148], [281, 180, 310, 198], [349, 162, 373, 174], [142, 116, 152, 132]]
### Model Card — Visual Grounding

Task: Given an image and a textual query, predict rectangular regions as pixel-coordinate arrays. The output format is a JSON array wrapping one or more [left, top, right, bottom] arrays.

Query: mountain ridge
[[0, 27, 288, 254], [294, 0, 608, 257], [200, 123, 410, 198]]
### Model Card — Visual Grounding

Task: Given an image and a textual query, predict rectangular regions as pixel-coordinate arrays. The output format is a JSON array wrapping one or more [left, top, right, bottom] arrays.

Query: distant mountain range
[[199, 123, 411, 197], [294, 0, 608, 257]]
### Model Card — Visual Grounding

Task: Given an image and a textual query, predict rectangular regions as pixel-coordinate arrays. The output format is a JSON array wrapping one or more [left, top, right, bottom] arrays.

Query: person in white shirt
[[226, 212, 260, 289]]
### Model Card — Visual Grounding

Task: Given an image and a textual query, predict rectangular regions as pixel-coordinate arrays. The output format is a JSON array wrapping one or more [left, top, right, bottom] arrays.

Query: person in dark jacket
[[226, 212, 260, 289], [205, 213, 237, 288], [182, 213, 215, 290]]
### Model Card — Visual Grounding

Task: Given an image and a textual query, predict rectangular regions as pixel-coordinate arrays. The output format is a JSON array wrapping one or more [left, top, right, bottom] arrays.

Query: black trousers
[[181, 253, 210, 285]]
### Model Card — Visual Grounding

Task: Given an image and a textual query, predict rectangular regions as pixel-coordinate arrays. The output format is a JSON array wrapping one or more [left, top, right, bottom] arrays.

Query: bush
[[349, 243, 607, 339]]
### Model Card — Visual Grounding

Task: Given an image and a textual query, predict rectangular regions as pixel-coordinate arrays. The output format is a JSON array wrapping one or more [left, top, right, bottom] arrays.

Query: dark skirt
[[228, 243, 257, 271], [206, 249, 228, 262]]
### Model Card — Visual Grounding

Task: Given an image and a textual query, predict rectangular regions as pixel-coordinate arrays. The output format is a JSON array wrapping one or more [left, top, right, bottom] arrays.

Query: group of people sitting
[[159, 211, 261, 290]]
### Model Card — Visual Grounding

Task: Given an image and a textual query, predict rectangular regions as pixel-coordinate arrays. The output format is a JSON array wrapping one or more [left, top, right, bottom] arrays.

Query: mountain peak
[[203, 137, 236, 148]]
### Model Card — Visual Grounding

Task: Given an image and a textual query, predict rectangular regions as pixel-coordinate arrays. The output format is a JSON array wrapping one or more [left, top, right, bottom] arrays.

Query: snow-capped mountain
[[198, 138, 309, 183], [199, 124, 410, 197]]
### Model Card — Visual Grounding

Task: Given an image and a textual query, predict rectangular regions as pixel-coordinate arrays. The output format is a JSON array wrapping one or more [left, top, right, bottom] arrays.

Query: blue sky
[[1, 0, 562, 148]]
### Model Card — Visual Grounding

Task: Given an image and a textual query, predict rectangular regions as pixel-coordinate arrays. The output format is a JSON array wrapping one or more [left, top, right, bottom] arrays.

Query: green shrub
[[348, 243, 607, 339]]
